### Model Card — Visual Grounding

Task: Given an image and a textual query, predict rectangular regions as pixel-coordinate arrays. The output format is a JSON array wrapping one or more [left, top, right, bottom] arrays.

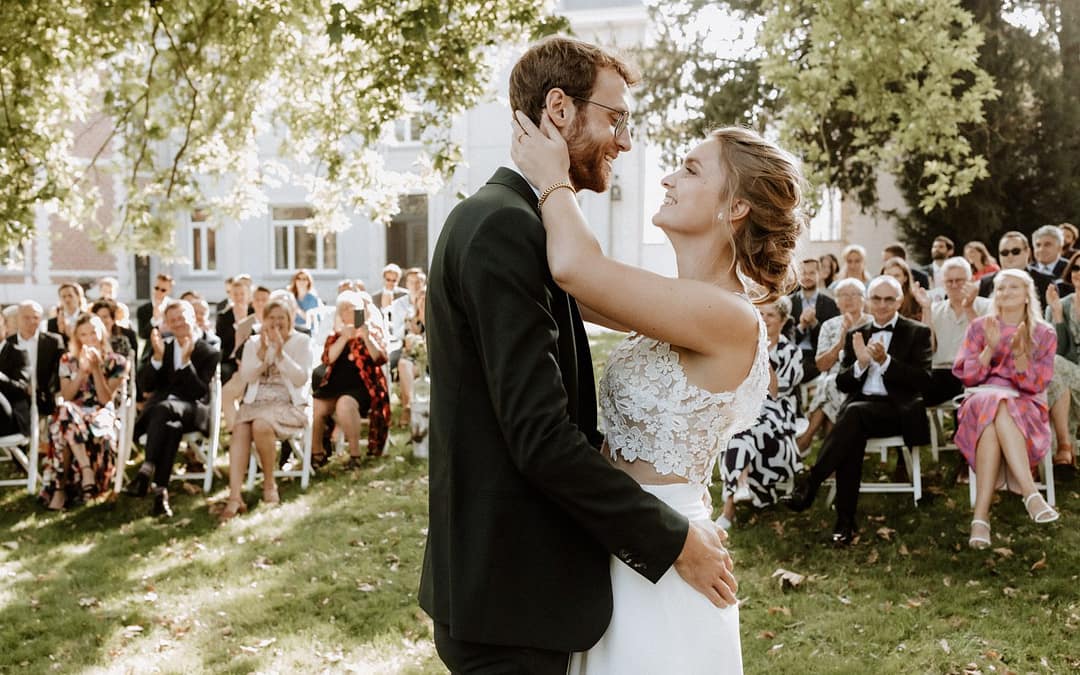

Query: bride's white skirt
[[568, 482, 743, 675]]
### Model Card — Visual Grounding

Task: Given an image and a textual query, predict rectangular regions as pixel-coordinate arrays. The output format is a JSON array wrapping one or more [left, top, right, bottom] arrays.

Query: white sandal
[[1023, 493, 1059, 523], [968, 519, 991, 549]]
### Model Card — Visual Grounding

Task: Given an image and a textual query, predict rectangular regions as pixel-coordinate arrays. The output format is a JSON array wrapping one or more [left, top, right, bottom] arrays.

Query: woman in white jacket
[[221, 298, 312, 520]]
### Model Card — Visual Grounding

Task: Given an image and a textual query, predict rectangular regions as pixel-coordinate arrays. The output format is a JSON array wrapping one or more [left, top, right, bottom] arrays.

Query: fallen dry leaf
[[876, 526, 895, 541], [1003, 587, 1019, 598], [770, 521, 785, 538], [1031, 553, 1047, 571], [78, 597, 99, 608], [758, 631, 776, 639], [898, 544, 910, 556], [771, 568, 805, 590], [993, 547, 1014, 558], [866, 549, 880, 565], [767, 606, 792, 617], [906, 598, 923, 608]]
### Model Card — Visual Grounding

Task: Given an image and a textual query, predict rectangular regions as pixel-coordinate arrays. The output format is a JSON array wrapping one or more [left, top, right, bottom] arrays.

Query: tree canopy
[[0, 0, 565, 254], [637, 0, 998, 215]]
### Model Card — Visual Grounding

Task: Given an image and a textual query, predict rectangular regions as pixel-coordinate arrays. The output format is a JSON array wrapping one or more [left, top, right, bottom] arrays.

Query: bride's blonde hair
[[711, 127, 806, 304]]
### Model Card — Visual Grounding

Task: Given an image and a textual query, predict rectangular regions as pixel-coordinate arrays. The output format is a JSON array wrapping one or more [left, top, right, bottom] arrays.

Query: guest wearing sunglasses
[[978, 232, 1054, 310], [137, 273, 175, 341]]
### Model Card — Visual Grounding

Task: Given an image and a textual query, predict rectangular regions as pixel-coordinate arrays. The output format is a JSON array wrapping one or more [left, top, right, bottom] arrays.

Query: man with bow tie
[[787, 275, 932, 546]]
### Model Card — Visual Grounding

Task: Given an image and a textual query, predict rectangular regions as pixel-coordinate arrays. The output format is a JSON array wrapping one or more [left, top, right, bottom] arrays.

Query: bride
[[512, 112, 806, 674]]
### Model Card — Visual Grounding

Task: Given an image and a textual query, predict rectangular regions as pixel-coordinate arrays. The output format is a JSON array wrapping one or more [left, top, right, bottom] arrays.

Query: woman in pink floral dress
[[952, 269, 1059, 549]]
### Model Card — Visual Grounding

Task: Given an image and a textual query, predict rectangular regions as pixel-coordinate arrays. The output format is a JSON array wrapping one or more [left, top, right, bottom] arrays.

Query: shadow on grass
[[0, 435, 439, 674]]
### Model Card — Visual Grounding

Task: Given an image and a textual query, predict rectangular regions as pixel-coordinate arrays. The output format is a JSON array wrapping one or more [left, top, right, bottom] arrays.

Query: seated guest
[[311, 292, 390, 467], [48, 282, 87, 346], [288, 268, 323, 332], [389, 267, 428, 427], [1061, 222, 1078, 259], [95, 276, 131, 324], [719, 297, 803, 528], [786, 275, 932, 546], [912, 256, 992, 407], [1043, 255, 1080, 467], [881, 257, 923, 321], [137, 273, 174, 340], [220, 298, 312, 520], [371, 263, 407, 312], [797, 278, 871, 453], [216, 274, 253, 384], [964, 241, 999, 281], [791, 258, 838, 385], [978, 231, 1054, 307], [7, 301, 63, 426], [924, 236, 955, 290], [190, 298, 220, 349], [819, 253, 840, 291], [829, 244, 871, 290], [953, 269, 1059, 549], [92, 299, 138, 363], [1031, 224, 1069, 279], [0, 322, 31, 437], [882, 242, 929, 290], [125, 301, 221, 518], [2, 305, 18, 338], [41, 314, 127, 509]]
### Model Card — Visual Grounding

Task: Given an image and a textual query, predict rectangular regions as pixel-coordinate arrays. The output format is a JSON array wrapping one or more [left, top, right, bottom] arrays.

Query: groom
[[419, 36, 736, 673]]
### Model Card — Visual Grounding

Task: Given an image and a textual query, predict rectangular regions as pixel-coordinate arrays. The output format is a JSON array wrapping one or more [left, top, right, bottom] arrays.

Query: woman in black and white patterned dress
[[719, 296, 803, 527]]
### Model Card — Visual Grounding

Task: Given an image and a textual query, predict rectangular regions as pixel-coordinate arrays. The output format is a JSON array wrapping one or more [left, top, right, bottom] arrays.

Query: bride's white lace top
[[598, 313, 770, 484]]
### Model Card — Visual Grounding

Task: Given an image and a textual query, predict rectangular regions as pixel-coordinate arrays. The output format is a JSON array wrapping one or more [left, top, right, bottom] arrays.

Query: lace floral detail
[[599, 314, 770, 484]]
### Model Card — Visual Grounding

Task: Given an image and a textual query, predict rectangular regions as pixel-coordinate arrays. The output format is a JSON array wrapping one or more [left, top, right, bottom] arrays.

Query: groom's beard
[[565, 122, 611, 194]]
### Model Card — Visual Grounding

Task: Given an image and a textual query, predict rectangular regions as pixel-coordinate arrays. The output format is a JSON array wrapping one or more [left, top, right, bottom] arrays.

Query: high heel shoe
[[80, 466, 96, 499], [1023, 492, 1059, 523], [262, 483, 280, 506], [47, 488, 66, 511], [219, 498, 248, 522], [968, 519, 991, 549]]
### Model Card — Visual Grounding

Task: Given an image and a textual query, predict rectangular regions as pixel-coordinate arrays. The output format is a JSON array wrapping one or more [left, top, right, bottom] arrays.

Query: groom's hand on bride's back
[[673, 522, 738, 608]]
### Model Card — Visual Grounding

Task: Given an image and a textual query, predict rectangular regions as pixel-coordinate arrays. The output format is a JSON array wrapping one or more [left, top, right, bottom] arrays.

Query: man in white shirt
[[914, 256, 992, 406], [786, 276, 932, 546], [6, 301, 63, 424]]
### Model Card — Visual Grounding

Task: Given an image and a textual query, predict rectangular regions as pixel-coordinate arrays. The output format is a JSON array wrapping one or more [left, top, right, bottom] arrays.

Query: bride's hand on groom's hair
[[511, 110, 571, 190], [673, 521, 739, 609]]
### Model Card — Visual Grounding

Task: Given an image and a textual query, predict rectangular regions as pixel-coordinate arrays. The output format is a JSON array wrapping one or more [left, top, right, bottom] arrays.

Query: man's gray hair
[[867, 275, 903, 298], [1033, 224, 1064, 246], [833, 277, 866, 296], [773, 295, 792, 321], [941, 256, 973, 280], [18, 300, 44, 315], [164, 299, 196, 324]]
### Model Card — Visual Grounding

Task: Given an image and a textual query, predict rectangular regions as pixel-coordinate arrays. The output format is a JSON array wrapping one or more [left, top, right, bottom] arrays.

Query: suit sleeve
[[459, 210, 688, 583], [835, 330, 865, 394], [175, 343, 221, 400], [0, 346, 30, 400]]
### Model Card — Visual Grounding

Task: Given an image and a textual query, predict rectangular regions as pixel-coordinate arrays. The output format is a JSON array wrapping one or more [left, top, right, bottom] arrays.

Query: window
[[809, 187, 843, 242], [393, 116, 425, 144], [190, 208, 217, 272], [271, 206, 338, 271]]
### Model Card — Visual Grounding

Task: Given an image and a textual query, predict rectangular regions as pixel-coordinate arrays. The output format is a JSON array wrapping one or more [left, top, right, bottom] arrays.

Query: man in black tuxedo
[[787, 275, 932, 546], [978, 231, 1054, 306], [126, 300, 220, 517], [419, 36, 734, 674], [6, 302, 63, 427], [790, 258, 838, 383], [136, 273, 174, 341]]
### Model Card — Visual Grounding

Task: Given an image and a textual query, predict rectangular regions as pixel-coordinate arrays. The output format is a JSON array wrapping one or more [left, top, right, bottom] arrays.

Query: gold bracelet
[[538, 181, 575, 208]]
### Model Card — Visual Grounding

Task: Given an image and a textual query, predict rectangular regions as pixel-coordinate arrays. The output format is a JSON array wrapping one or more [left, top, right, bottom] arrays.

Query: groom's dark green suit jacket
[[419, 168, 689, 652]]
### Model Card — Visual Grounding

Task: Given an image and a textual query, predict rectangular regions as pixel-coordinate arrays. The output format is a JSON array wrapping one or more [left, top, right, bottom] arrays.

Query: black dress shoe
[[784, 474, 818, 513], [152, 490, 173, 518], [123, 472, 150, 498], [831, 526, 856, 547]]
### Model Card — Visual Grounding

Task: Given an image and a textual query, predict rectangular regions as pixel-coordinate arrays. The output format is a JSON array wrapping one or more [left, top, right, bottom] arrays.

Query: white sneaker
[[733, 485, 752, 503], [715, 515, 733, 531]]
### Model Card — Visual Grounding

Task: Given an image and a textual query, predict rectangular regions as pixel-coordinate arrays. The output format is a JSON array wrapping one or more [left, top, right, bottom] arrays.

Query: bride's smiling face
[[652, 138, 728, 235]]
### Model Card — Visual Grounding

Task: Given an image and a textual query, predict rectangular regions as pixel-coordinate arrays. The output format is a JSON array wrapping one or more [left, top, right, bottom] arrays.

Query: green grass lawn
[[1, 331, 1078, 674]]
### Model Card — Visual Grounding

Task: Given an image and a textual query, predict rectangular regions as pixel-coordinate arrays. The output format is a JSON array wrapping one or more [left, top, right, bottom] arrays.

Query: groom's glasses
[[568, 96, 631, 138]]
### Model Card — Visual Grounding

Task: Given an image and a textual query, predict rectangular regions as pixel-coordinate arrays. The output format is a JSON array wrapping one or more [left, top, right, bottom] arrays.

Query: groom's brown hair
[[509, 36, 639, 126]]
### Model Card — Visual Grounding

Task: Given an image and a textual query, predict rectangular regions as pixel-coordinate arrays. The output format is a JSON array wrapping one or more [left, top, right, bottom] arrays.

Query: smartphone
[[353, 306, 365, 327]]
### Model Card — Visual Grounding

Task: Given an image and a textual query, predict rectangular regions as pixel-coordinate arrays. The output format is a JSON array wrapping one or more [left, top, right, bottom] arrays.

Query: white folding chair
[[927, 402, 958, 462], [968, 450, 1055, 507], [826, 435, 922, 506], [113, 376, 138, 494], [0, 393, 40, 495], [246, 403, 314, 490]]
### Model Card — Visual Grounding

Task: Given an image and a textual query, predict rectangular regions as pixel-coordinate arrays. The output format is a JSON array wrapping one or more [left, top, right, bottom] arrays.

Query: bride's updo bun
[[711, 127, 805, 305]]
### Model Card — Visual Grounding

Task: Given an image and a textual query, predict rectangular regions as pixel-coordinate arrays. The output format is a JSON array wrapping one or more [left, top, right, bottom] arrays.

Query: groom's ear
[[543, 88, 576, 131]]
